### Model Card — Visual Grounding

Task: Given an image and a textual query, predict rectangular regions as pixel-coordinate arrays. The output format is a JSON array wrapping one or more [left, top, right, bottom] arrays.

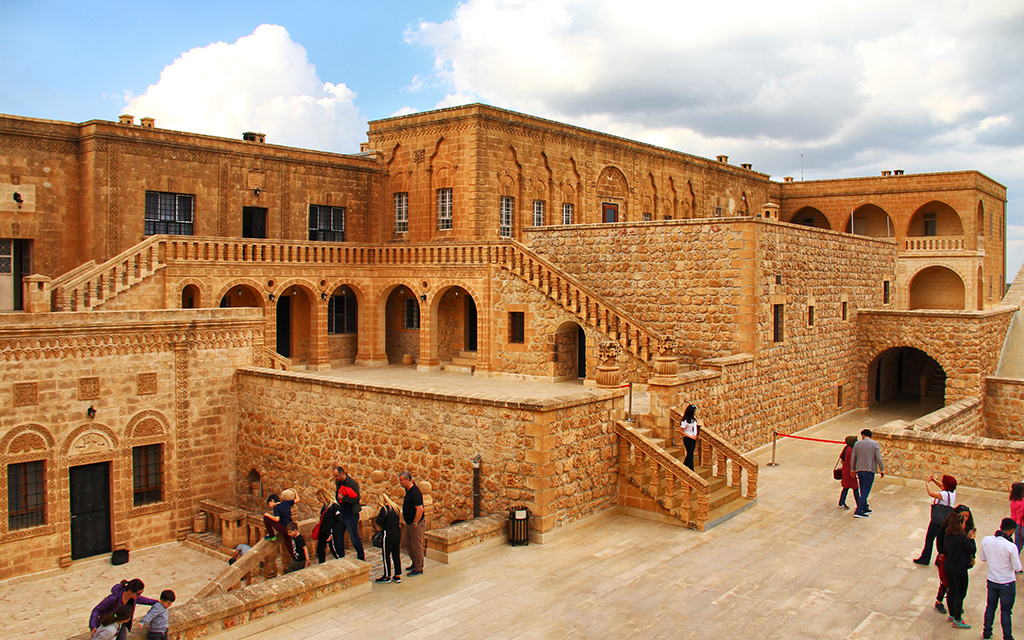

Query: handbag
[[931, 492, 953, 524], [311, 522, 320, 540], [371, 528, 385, 549], [833, 457, 842, 481]]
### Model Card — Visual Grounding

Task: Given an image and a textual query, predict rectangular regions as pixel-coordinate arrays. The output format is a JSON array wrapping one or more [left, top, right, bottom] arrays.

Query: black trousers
[[947, 569, 970, 621], [316, 524, 343, 563], [918, 520, 942, 562], [683, 437, 696, 470]]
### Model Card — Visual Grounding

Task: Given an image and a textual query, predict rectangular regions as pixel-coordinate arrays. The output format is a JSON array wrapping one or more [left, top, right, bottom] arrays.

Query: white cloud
[[124, 25, 364, 153], [407, 0, 1024, 283]]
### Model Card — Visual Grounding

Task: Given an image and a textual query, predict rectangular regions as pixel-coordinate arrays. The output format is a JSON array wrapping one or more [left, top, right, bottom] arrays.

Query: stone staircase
[[617, 421, 757, 531], [926, 368, 947, 402], [443, 350, 477, 373]]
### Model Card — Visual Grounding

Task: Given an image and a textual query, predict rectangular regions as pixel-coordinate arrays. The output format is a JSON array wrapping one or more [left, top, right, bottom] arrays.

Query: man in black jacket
[[332, 465, 365, 561]]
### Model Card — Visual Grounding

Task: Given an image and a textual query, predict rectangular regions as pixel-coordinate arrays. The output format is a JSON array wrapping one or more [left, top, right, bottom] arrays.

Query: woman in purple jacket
[[89, 578, 158, 639]]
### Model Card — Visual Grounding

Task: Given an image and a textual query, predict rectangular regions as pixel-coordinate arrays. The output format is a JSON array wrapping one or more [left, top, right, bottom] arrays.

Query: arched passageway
[[909, 266, 965, 310], [552, 321, 587, 380], [219, 284, 263, 310], [181, 284, 200, 309], [788, 206, 831, 229], [845, 204, 894, 238], [385, 285, 421, 365], [327, 284, 360, 364], [867, 347, 946, 413], [907, 201, 963, 238], [274, 285, 314, 362], [434, 286, 477, 365]]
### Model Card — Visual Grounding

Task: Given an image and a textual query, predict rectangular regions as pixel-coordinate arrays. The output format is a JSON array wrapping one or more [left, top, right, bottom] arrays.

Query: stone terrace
[[5, 400, 1017, 640]]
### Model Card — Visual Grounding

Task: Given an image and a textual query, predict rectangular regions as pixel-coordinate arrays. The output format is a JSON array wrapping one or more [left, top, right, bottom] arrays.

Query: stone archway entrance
[[384, 286, 421, 365], [552, 321, 586, 380], [867, 347, 946, 414]]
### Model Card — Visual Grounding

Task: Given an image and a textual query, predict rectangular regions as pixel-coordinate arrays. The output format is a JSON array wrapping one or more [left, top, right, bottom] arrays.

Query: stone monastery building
[[0, 103, 1021, 581]]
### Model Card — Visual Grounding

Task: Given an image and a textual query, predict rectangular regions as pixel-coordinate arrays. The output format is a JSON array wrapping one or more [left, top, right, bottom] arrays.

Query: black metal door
[[465, 296, 478, 352], [577, 326, 587, 378], [70, 462, 111, 560], [242, 207, 268, 238], [276, 296, 291, 357]]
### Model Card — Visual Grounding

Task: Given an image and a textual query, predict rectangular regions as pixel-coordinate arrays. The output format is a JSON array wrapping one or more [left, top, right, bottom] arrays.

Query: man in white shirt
[[979, 517, 1022, 640]]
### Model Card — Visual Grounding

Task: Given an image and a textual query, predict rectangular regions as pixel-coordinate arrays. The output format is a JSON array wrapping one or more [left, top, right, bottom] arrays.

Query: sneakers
[[838, 504, 849, 510], [263, 534, 277, 541], [408, 569, 423, 576], [864, 509, 872, 514], [934, 601, 946, 614], [853, 513, 868, 518], [951, 619, 971, 629], [392, 576, 402, 583], [375, 576, 391, 583], [947, 616, 954, 623], [913, 558, 929, 566]]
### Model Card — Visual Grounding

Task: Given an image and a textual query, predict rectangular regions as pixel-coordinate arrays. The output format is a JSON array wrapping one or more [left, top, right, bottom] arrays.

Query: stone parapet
[[425, 513, 508, 564]]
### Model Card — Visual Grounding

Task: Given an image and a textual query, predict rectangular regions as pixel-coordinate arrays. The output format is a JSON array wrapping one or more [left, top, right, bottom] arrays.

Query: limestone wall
[[876, 429, 1022, 492], [0, 308, 261, 579], [985, 377, 1024, 440], [235, 369, 623, 532]]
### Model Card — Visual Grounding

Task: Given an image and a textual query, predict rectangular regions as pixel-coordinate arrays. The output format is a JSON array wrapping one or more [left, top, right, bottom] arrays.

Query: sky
[[2, 0, 1022, 279]]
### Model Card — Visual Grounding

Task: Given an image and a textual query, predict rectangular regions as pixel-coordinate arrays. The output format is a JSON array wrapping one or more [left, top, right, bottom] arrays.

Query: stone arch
[[325, 280, 366, 364], [552, 320, 588, 380], [559, 180, 577, 224], [866, 346, 947, 407], [216, 279, 266, 310], [907, 200, 964, 237], [269, 279, 320, 363], [125, 410, 170, 440], [788, 206, 831, 229], [177, 279, 206, 309], [908, 265, 966, 310], [977, 265, 985, 311], [379, 281, 423, 365], [0, 424, 57, 537], [976, 200, 985, 237], [1, 423, 55, 458], [845, 204, 893, 237], [428, 283, 482, 364], [61, 423, 119, 462], [596, 166, 629, 220]]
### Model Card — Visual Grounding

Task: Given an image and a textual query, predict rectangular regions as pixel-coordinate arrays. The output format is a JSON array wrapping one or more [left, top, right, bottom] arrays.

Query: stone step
[[458, 350, 478, 359], [707, 485, 741, 511], [443, 362, 474, 374], [451, 356, 477, 366]]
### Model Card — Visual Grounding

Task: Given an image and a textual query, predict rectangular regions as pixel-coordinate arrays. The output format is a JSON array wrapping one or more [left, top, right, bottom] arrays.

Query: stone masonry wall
[[985, 377, 1024, 440], [235, 369, 622, 532], [0, 308, 261, 580]]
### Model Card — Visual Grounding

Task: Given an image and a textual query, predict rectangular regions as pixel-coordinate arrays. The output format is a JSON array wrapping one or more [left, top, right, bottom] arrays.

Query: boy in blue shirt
[[137, 589, 175, 639], [263, 489, 298, 541]]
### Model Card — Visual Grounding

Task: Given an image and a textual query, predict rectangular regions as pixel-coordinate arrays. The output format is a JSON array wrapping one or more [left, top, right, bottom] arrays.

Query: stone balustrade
[[671, 408, 760, 500], [903, 235, 965, 251]]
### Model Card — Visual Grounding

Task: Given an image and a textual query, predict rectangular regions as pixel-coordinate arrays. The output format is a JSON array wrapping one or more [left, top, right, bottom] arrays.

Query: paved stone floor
[[5, 395, 1017, 640]]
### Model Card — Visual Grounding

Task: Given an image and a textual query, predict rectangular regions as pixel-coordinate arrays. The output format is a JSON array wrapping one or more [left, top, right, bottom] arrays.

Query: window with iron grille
[[773, 304, 784, 343], [642, 213, 652, 221], [500, 196, 514, 238], [328, 293, 358, 334], [133, 444, 163, 507], [532, 200, 544, 227], [309, 205, 346, 242], [394, 193, 409, 233], [562, 203, 574, 225], [404, 297, 420, 330], [8, 460, 45, 530], [437, 188, 453, 230], [144, 191, 194, 235], [509, 312, 525, 344]]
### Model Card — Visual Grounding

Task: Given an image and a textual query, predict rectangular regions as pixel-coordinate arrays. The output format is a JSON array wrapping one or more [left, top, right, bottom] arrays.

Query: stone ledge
[[425, 514, 508, 564], [907, 398, 980, 431], [876, 428, 1024, 454], [64, 560, 369, 640]]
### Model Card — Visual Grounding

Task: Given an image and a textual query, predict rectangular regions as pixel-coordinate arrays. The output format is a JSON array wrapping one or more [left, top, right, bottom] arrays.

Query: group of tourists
[[834, 435, 1023, 638], [88, 579, 174, 639]]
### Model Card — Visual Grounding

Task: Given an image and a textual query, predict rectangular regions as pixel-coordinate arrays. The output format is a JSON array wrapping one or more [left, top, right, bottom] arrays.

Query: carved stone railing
[[51, 235, 165, 311], [671, 408, 758, 499], [266, 351, 293, 371], [47, 236, 661, 364], [615, 421, 710, 531], [903, 236, 964, 252]]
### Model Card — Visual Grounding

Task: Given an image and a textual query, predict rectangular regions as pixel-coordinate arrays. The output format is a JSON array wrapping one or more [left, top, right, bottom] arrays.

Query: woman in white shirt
[[913, 474, 957, 566], [676, 404, 699, 471]]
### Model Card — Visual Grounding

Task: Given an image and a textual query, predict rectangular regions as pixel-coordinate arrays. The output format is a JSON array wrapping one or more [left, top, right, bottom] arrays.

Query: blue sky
[[3, 0, 1022, 279]]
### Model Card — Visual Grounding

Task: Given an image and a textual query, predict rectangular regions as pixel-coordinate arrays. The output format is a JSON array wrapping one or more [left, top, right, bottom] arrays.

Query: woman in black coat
[[374, 492, 403, 584], [942, 508, 977, 629]]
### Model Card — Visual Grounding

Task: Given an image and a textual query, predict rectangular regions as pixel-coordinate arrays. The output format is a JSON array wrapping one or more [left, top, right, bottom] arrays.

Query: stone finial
[[655, 335, 677, 357], [596, 340, 623, 388], [653, 335, 679, 379]]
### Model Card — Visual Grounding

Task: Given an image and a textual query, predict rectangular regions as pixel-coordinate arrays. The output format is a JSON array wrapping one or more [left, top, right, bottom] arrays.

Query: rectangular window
[[500, 196, 514, 238], [883, 280, 891, 304], [562, 203, 574, 225], [132, 444, 163, 507], [923, 212, 937, 236], [714, 206, 723, 217], [808, 306, 815, 327], [773, 304, 784, 343], [509, 311, 525, 344], [394, 193, 409, 233], [842, 301, 848, 321], [437, 188, 453, 231], [144, 191, 194, 236], [328, 293, 357, 334], [837, 385, 843, 408], [308, 205, 346, 242], [990, 275, 994, 299], [8, 460, 45, 530], [642, 213, 652, 221], [404, 297, 420, 330], [775, 275, 782, 285], [532, 200, 545, 227]]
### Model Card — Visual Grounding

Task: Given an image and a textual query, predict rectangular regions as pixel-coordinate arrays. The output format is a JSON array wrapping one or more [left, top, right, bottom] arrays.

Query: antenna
[[800, 154, 804, 181]]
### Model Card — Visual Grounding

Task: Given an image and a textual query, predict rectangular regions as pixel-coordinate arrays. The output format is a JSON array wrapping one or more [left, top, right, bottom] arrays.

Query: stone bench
[[425, 513, 508, 564]]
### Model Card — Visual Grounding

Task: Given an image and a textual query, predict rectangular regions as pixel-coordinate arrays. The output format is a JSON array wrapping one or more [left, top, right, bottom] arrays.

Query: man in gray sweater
[[851, 429, 885, 518]]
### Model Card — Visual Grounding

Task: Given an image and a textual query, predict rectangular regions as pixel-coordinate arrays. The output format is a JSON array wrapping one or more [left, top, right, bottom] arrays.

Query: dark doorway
[[242, 207, 268, 239], [70, 462, 111, 560], [465, 296, 478, 351], [276, 295, 291, 357], [602, 203, 618, 223], [577, 326, 587, 378]]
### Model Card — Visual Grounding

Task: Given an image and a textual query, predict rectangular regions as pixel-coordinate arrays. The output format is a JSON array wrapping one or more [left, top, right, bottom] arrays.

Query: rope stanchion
[[766, 431, 845, 468]]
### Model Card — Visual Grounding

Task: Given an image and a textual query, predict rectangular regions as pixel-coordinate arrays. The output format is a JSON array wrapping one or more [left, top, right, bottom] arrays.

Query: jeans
[[984, 579, 1016, 640], [1016, 524, 1023, 553], [339, 513, 365, 561], [855, 471, 875, 514], [839, 487, 860, 507]]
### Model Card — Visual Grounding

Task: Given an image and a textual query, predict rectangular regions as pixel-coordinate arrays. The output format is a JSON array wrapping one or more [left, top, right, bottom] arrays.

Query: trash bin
[[508, 506, 531, 546]]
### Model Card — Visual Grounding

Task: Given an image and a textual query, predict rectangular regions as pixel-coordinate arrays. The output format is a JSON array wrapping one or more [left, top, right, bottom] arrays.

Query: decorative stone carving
[[13, 382, 37, 406], [79, 377, 100, 400], [137, 372, 157, 395], [652, 335, 679, 378], [132, 418, 164, 438], [69, 431, 113, 457], [595, 340, 623, 388], [8, 432, 46, 455]]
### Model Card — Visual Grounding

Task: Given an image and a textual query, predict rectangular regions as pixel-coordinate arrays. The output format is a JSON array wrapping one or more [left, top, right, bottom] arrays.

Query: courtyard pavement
[[4, 388, 1017, 639]]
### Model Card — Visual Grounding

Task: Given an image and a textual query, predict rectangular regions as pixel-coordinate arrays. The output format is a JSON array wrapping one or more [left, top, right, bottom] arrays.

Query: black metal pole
[[473, 454, 482, 517]]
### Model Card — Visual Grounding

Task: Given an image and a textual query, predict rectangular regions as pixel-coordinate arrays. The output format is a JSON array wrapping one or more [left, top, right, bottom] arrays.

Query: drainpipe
[[473, 454, 482, 517]]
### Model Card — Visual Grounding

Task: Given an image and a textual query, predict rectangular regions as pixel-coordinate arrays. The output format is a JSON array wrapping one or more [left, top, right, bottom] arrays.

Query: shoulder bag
[[930, 491, 953, 525]]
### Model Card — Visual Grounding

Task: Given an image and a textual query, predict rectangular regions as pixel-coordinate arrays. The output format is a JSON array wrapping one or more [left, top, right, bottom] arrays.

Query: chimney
[[894, 169, 904, 175], [716, 155, 729, 163], [243, 132, 266, 143], [881, 170, 892, 176], [140, 117, 155, 129], [741, 163, 752, 170], [783, 176, 794, 183], [118, 114, 134, 126]]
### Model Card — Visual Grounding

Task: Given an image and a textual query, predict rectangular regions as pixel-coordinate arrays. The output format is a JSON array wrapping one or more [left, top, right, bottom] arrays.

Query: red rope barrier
[[775, 433, 845, 445]]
